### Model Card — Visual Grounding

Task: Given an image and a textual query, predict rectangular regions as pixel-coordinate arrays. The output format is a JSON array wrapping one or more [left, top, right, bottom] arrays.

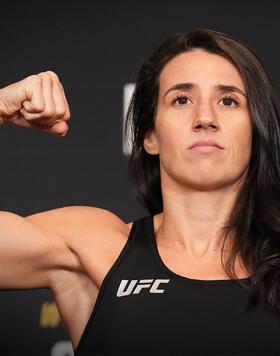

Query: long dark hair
[[124, 28, 280, 316]]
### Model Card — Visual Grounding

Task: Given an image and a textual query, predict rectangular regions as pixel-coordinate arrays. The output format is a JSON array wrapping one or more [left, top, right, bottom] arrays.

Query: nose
[[191, 101, 220, 132]]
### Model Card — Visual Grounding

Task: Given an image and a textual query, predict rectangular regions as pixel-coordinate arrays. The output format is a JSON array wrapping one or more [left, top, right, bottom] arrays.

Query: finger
[[6, 106, 68, 136], [51, 79, 67, 119], [19, 107, 53, 123], [45, 72, 70, 121], [59, 82, 71, 120], [24, 119, 67, 137], [40, 72, 56, 117], [23, 75, 45, 113], [28, 120, 68, 136]]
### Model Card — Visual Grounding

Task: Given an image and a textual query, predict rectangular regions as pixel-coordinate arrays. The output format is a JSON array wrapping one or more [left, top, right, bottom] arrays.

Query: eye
[[219, 95, 240, 107], [172, 95, 191, 105]]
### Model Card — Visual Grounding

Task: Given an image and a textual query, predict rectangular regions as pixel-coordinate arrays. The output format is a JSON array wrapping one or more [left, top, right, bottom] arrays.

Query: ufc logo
[[116, 279, 170, 297]]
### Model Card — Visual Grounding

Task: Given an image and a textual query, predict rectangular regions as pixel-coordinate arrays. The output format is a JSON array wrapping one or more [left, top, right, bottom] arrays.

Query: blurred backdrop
[[0, 0, 280, 355]]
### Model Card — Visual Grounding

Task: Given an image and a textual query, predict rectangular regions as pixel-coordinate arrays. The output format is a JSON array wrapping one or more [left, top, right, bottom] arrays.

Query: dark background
[[0, 0, 279, 354]]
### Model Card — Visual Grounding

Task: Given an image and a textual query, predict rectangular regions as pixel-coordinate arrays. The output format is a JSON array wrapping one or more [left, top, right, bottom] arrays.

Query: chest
[[53, 227, 249, 352], [75, 273, 280, 355]]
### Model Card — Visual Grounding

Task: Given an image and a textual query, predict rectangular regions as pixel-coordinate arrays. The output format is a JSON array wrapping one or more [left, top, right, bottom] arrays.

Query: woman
[[0, 27, 280, 355]]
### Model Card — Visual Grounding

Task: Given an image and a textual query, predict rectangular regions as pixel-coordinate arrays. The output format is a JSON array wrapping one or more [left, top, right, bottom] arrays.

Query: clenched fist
[[0, 71, 70, 137]]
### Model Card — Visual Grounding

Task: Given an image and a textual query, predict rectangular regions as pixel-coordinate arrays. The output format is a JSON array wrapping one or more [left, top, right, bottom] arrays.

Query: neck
[[156, 182, 239, 259]]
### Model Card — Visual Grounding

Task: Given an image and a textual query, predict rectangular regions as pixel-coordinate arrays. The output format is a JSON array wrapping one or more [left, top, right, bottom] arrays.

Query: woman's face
[[143, 49, 252, 191]]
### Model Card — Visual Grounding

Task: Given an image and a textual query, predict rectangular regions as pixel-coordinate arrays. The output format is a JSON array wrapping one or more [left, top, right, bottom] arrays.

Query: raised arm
[[0, 205, 128, 290], [0, 71, 79, 290], [0, 73, 129, 292]]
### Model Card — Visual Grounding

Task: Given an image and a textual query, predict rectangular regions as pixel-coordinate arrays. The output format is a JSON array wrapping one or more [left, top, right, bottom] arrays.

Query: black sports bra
[[75, 214, 280, 355]]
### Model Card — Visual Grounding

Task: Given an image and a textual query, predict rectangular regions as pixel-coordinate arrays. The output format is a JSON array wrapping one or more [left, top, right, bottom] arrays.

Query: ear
[[143, 129, 159, 155]]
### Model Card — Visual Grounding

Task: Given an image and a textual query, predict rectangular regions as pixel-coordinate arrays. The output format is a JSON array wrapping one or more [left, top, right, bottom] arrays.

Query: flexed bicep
[[0, 211, 81, 290]]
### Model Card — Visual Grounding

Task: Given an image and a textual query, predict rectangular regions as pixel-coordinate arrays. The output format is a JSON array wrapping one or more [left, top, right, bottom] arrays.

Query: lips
[[188, 140, 224, 149]]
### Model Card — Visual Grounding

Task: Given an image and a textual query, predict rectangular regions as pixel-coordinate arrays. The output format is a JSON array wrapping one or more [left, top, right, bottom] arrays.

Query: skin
[[143, 49, 252, 270], [0, 55, 253, 350], [0, 71, 69, 136]]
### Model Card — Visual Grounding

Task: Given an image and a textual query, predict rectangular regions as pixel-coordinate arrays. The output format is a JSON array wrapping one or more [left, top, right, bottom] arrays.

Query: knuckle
[[46, 70, 59, 81], [35, 102, 45, 112], [39, 72, 50, 80], [28, 74, 42, 85], [56, 107, 66, 116], [43, 109, 54, 117], [27, 74, 36, 81], [64, 112, 71, 121]]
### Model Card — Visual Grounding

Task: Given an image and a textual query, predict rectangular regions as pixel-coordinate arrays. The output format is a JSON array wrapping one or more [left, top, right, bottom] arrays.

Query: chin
[[182, 178, 233, 192]]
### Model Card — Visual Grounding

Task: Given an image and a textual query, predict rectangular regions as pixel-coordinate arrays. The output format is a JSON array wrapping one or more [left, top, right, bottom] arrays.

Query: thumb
[[22, 99, 43, 113], [22, 100, 34, 112], [21, 77, 45, 113]]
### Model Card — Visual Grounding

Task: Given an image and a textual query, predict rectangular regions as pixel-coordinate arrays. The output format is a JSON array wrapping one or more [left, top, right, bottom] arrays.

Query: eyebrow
[[163, 82, 247, 98]]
